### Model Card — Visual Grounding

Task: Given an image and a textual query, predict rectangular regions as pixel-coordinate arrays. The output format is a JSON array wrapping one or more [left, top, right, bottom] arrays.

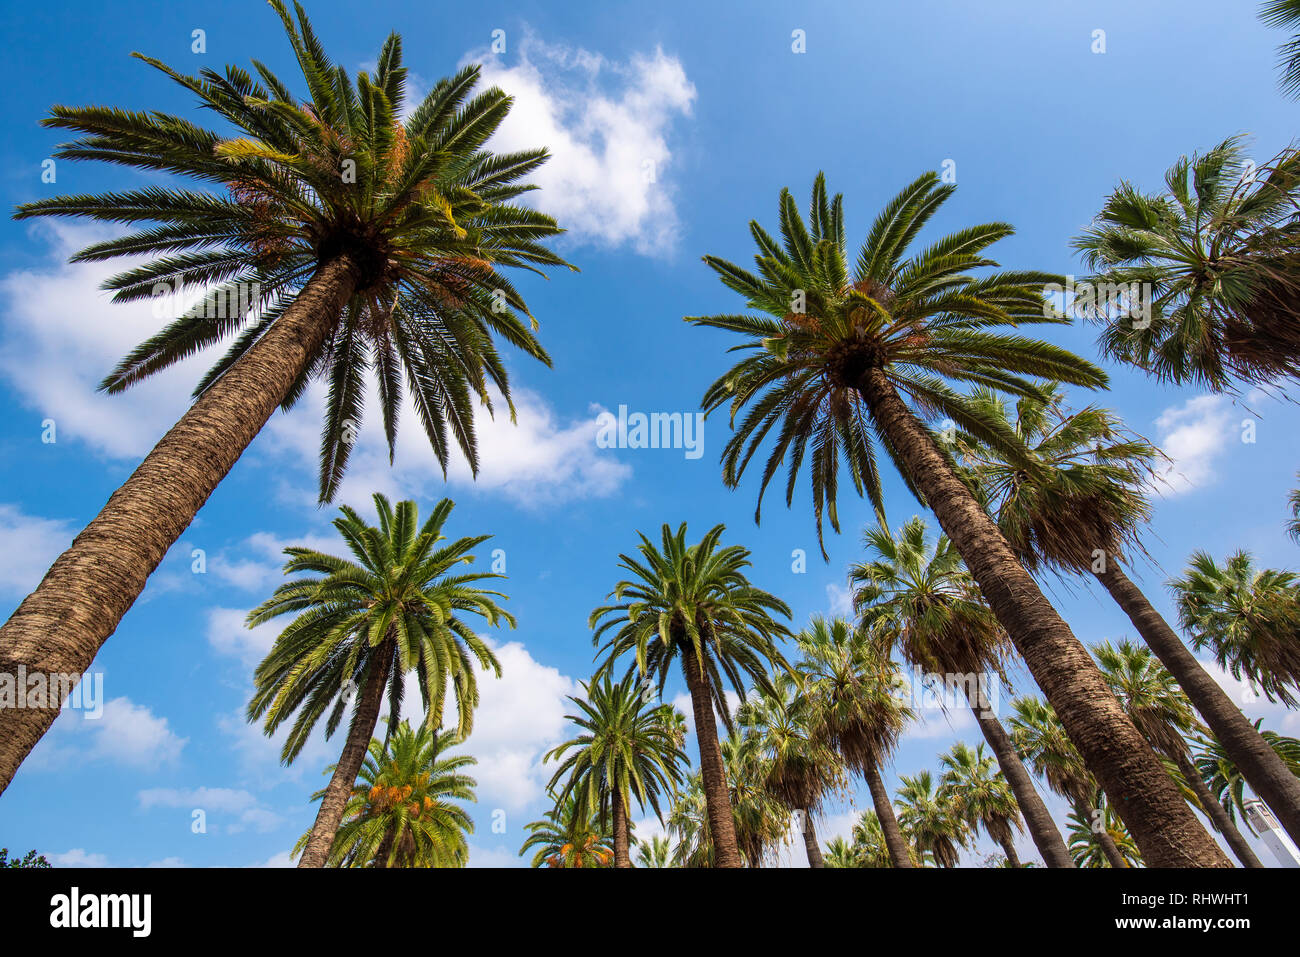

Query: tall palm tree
[[1196, 721, 1300, 827], [634, 835, 672, 868], [1075, 137, 1300, 391], [1172, 550, 1300, 708], [0, 2, 572, 794], [1095, 641, 1263, 868], [521, 793, 613, 868], [1260, 1, 1300, 97], [795, 616, 916, 867], [1010, 696, 1134, 868], [246, 494, 510, 868], [960, 384, 1300, 848], [737, 673, 846, 867], [896, 771, 969, 868], [590, 523, 792, 868], [1067, 802, 1142, 868], [690, 172, 1222, 865], [851, 517, 1073, 867], [295, 719, 476, 867], [544, 675, 687, 868], [939, 742, 1025, 867]]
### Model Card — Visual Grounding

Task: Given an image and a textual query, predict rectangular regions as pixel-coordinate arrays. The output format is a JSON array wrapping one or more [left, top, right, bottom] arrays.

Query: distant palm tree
[[824, 836, 859, 868], [689, 173, 1219, 865], [1172, 550, 1300, 709], [738, 673, 846, 867], [960, 384, 1300, 848], [297, 719, 476, 867], [634, 835, 672, 868], [1260, 1, 1300, 97], [1067, 801, 1142, 868], [247, 495, 511, 868], [1195, 721, 1300, 827], [849, 810, 904, 868], [896, 771, 969, 868], [1288, 476, 1300, 543], [939, 742, 1025, 867], [795, 616, 916, 867], [1095, 641, 1263, 867], [0, 2, 571, 794], [591, 523, 792, 868], [851, 517, 1073, 867], [544, 675, 687, 867], [1076, 137, 1300, 391], [1010, 697, 1135, 868], [521, 793, 613, 868]]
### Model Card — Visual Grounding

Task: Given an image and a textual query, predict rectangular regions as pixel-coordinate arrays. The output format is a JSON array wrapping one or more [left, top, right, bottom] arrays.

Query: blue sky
[[1, 0, 1298, 867]]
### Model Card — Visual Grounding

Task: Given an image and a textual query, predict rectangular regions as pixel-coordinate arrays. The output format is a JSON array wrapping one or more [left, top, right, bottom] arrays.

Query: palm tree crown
[[938, 742, 1023, 861], [1075, 137, 1300, 391], [691, 171, 1103, 554], [15, 0, 574, 500]]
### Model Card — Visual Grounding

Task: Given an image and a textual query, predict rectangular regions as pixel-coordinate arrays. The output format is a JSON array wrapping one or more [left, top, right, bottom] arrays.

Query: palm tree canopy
[[1094, 639, 1202, 759], [737, 672, 846, 814], [246, 494, 510, 759], [520, 792, 612, 868], [848, 810, 900, 868], [1194, 720, 1300, 828], [1171, 550, 1300, 707], [1009, 696, 1096, 810], [298, 719, 476, 867], [634, 835, 672, 868], [590, 522, 792, 731], [850, 516, 1010, 680], [794, 616, 914, 775], [689, 171, 1106, 555], [1261, 1, 1300, 98], [896, 770, 970, 867], [938, 741, 1022, 846], [1067, 802, 1141, 868], [544, 674, 687, 830], [1075, 136, 1300, 391], [958, 383, 1162, 573], [14, 0, 575, 501]]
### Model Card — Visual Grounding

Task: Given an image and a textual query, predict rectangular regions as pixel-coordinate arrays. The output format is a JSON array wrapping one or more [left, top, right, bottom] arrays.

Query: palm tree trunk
[[1096, 560, 1300, 848], [612, 790, 632, 868], [800, 807, 825, 868], [681, 643, 743, 868], [1173, 750, 1264, 868], [858, 368, 1231, 868], [997, 831, 1023, 868], [298, 639, 393, 868], [863, 761, 914, 868], [967, 698, 1074, 868], [0, 256, 360, 795]]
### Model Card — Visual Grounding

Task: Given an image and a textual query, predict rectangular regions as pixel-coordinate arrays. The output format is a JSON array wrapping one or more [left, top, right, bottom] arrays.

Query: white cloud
[[205, 607, 280, 669], [49, 848, 109, 868], [31, 696, 187, 770], [259, 849, 295, 868], [826, 582, 853, 618], [146, 857, 185, 868], [1151, 395, 1238, 495], [138, 786, 282, 833], [0, 222, 217, 459], [0, 504, 73, 596], [472, 34, 696, 254]]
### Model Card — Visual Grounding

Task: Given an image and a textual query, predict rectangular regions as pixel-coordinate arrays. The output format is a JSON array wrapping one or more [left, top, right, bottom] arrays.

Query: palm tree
[[1172, 550, 1300, 708], [590, 522, 792, 868], [795, 616, 916, 867], [737, 673, 847, 867], [296, 719, 476, 867], [896, 771, 969, 868], [1196, 721, 1300, 827], [850, 517, 1073, 867], [521, 793, 613, 868], [849, 810, 901, 868], [544, 675, 687, 868], [634, 835, 672, 868], [1075, 137, 1300, 391], [690, 172, 1221, 865], [960, 384, 1300, 849], [0, 3, 573, 794], [1261, 1, 1300, 97], [246, 494, 511, 868], [1095, 641, 1263, 868], [1067, 802, 1142, 868], [824, 836, 860, 868], [1010, 696, 1134, 868], [939, 742, 1025, 867]]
